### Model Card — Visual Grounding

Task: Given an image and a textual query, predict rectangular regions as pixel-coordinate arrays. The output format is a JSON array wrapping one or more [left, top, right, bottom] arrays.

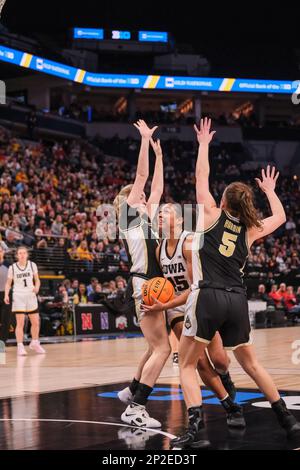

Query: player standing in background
[[4, 246, 45, 356]]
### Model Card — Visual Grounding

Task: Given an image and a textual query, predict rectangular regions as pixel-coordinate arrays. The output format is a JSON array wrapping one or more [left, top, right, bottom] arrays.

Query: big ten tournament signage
[[74, 304, 140, 335]]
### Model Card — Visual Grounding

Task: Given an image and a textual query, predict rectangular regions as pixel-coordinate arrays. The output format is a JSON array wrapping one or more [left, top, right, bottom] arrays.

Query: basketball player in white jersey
[[114, 120, 170, 428], [4, 246, 45, 356], [156, 204, 241, 414]]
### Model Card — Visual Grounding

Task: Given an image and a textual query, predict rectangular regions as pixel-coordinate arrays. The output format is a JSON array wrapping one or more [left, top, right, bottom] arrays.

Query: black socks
[[220, 395, 241, 413], [133, 383, 153, 406], [129, 378, 140, 395], [188, 406, 204, 433]]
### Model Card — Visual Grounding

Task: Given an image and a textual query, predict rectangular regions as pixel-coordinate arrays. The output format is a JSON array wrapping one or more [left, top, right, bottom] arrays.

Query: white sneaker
[[121, 403, 161, 428], [29, 341, 46, 354], [118, 386, 134, 404], [118, 426, 154, 450], [17, 344, 27, 356]]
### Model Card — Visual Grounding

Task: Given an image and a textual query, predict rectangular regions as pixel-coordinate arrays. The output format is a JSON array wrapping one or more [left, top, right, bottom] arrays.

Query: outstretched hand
[[255, 165, 279, 193], [150, 138, 162, 157], [133, 120, 158, 139], [194, 117, 216, 145]]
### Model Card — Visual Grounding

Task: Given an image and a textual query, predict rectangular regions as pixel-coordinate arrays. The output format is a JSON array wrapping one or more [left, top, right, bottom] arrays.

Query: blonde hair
[[113, 184, 133, 216]]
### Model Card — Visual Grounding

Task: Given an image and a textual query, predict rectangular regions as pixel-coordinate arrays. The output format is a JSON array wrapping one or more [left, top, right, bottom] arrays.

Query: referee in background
[[0, 245, 11, 344]]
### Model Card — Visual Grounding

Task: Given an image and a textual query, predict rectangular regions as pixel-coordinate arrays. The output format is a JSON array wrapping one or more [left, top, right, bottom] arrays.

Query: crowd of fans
[[252, 282, 300, 321], [52, 275, 127, 305], [0, 125, 299, 281]]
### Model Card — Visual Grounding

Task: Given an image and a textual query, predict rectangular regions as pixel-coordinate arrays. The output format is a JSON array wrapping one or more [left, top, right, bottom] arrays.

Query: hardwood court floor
[[0, 327, 299, 450], [0, 326, 299, 399]]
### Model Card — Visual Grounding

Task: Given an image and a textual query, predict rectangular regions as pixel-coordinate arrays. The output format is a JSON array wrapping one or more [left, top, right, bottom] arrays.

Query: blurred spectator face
[[97, 242, 104, 252], [72, 279, 79, 289], [279, 283, 286, 292], [79, 283, 86, 295], [95, 283, 102, 293], [109, 280, 116, 291], [58, 238, 65, 247], [116, 279, 126, 289], [81, 240, 88, 250], [271, 285, 278, 292], [287, 286, 294, 295], [91, 277, 98, 287], [258, 284, 266, 294]]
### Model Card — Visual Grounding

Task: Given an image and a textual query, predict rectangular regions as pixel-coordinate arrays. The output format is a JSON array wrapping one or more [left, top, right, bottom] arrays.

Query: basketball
[[142, 277, 175, 306]]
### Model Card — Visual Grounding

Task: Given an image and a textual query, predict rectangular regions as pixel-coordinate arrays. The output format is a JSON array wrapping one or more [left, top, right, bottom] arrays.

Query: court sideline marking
[[0, 418, 176, 440]]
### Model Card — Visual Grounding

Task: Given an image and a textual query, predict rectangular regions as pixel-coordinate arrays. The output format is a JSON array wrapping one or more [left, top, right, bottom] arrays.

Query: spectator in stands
[[268, 284, 282, 308], [284, 286, 297, 311], [69, 279, 79, 296], [277, 283, 288, 304], [254, 284, 270, 302], [76, 240, 93, 261], [73, 283, 88, 305], [285, 216, 296, 233], [87, 277, 99, 296], [54, 285, 69, 304], [88, 283, 104, 303], [51, 215, 64, 236]]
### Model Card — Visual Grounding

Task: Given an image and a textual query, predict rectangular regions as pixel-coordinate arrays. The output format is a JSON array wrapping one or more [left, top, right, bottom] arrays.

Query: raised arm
[[127, 120, 158, 207], [248, 165, 286, 246], [194, 118, 217, 214], [146, 138, 164, 220]]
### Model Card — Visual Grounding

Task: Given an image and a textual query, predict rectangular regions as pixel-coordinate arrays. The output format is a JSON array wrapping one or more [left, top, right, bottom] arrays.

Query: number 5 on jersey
[[219, 231, 238, 258]]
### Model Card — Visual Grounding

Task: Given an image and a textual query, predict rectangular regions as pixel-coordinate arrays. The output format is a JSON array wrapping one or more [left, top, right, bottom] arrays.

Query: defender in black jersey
[[114, 120, 170, 429], [184, 210, 250, 349], [171, 118, 300, 447], [143, 119, 300, 448]]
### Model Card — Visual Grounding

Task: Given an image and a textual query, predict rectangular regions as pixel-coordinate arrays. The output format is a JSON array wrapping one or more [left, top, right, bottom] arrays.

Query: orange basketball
[[142, 277, 175, 306]]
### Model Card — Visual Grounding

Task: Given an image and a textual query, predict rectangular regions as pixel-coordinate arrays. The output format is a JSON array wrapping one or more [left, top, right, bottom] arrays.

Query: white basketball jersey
[[8, 261, 38, 294], [160, 231, 191, 294]]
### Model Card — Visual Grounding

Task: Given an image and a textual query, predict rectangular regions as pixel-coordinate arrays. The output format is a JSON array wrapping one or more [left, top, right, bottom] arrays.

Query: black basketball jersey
[[192, 210, 249, 288], [119, 202, 162, 278]]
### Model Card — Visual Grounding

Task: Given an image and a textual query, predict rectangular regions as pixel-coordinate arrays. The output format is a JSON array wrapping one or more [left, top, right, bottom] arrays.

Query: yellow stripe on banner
[[75, 69, 86, 83], [148, 75, 160, 89], [39, 275, 65, 280], [223, 78, 235, 92], [21, 53, 33, 68]]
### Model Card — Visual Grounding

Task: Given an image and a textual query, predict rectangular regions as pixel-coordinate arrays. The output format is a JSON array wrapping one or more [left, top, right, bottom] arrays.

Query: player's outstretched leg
[[234, 345, 300, 440]]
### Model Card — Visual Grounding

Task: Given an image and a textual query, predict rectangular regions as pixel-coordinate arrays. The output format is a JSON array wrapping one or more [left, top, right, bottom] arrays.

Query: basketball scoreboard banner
[[0, 44, 297, 94]]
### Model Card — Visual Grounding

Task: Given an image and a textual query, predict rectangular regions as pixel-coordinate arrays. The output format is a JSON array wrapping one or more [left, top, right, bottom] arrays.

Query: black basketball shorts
[[183, 287, 252, 350]]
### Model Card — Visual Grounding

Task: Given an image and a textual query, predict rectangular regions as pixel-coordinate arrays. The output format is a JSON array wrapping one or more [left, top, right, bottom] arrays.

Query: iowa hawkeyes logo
[[184, 315, 191, 329]]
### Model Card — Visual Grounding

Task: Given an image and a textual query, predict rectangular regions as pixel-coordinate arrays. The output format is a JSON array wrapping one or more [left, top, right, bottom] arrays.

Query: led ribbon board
[[0, 44, 296, 94]]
